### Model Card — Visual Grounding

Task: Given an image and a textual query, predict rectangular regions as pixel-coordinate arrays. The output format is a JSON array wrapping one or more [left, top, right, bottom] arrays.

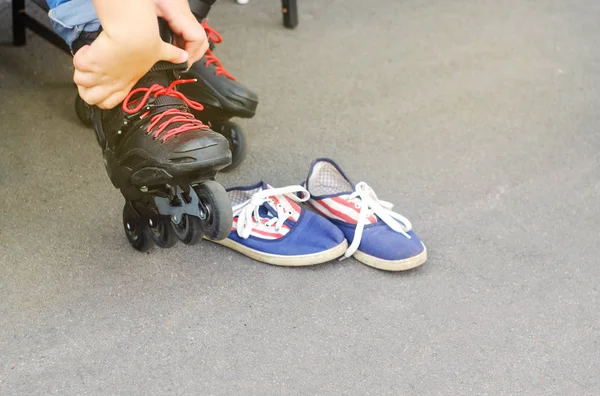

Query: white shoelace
[[232, 185, 310, 239], [341, 182, 412, 260]]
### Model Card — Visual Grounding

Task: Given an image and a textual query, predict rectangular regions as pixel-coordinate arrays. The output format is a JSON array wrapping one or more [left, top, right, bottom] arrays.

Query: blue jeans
[[46, 0, 100, 49]]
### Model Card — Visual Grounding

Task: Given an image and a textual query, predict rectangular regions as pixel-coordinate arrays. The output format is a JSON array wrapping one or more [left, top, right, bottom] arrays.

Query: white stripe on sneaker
[[208, 238, 349, 267], [308, 199, 349, 223]]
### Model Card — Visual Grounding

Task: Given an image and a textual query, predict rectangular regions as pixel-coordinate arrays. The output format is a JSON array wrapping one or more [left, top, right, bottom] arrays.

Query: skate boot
[[177, 0, 259, 171], [74, 21, 234, 252], [74, 3, 259, 171]]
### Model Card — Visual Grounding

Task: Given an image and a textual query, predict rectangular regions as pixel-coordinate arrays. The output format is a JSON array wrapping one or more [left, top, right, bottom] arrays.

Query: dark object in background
[[282, 0, 298, 29], [189, 0, 218, 21], [11, 0, 70, 53], [189, 0, 299, 28]]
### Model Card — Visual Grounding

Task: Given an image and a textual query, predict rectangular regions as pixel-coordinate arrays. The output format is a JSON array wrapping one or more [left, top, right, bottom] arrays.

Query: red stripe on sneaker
[[306, 200, 331, 218], [329, 197, 377, 224], [313, 199, 357, 224], [331, 196, 358, 211]]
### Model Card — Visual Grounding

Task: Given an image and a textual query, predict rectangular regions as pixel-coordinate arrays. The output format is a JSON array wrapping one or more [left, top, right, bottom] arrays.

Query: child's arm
[[73, 0, 207, 110], [94, 0, 161, 45]]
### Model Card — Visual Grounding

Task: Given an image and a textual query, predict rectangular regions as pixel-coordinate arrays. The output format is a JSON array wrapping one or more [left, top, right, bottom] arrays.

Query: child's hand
[[73, 29, 188, 109], [154, 0, 209, 66]]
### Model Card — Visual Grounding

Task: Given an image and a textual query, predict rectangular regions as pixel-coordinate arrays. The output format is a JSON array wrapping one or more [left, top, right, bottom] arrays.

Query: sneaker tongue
[[259, 182, 279, 218], [257, 205, 271, 218]]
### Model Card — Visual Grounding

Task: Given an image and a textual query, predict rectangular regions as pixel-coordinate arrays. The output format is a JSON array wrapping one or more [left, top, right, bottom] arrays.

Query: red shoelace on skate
[[122, 79, 210, 143], [202, 20, 236, 81]]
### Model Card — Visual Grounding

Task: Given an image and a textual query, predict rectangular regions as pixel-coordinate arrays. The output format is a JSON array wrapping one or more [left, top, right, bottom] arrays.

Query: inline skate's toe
[[171, 131, 229, 153], [209, 121, 247, 172], [223, 84, 259, 116], [168, 132, 232, 172]]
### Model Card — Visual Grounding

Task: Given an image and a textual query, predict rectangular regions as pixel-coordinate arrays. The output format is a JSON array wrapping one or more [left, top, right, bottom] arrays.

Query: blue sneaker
[[207, 182, 348, 266], [303, 159, 427, 271]]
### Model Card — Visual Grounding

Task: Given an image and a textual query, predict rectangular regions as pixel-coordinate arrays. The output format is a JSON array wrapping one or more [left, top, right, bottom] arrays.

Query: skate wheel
[[171, 214, 203, 245], [213, 121, 247, 172], [282, 0, 298, 29], [122, 202, 153, 252], [147, 215, 178, 248], [74, 94, 93, 127], [194, 180, 233, 241]]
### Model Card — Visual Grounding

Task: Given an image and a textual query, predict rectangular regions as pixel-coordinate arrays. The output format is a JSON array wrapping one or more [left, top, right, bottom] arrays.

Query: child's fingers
[[78, 85, 107, 107], [186, 39, 209, 66], [73, 70, 96, 88], [72, 45, 95, 73], [159, 42, 189, 65], [98, 90, 128, 110], [177, 14, 208, 65]]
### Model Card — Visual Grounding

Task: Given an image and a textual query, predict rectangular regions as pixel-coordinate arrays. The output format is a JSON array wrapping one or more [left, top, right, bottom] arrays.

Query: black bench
[[12, 0, 70, 54]]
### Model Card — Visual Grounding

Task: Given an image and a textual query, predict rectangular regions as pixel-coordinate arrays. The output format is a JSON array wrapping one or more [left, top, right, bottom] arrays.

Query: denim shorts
[[47, 0, 100, 49]]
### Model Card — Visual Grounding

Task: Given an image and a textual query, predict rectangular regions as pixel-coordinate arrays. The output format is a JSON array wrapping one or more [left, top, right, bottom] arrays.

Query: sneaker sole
[[207, 238, 349, 267], [353, 244, 428, 271]]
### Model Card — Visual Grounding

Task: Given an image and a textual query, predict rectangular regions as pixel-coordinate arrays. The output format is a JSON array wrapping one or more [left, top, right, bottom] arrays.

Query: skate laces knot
[[341, 182, 413, 260], [202, 20, 236, 81], [122, 79, 209, 142], [233, 186, 309, 239]]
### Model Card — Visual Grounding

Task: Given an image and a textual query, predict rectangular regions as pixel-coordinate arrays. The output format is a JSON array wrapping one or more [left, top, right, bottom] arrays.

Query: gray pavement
[[1, 0, 599, 395]]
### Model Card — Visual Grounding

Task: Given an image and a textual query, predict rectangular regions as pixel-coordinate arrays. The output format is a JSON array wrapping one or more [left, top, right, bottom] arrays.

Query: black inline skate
[[75, 0, 259, 172], [74, 21, 233, 252], [178, 0, 259, 171]]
